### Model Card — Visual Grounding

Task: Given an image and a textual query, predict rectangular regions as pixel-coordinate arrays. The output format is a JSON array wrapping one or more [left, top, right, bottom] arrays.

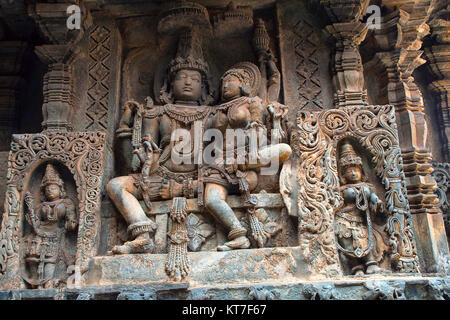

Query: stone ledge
[[1, 276, 448, 300], [86, 247, 309, 286]]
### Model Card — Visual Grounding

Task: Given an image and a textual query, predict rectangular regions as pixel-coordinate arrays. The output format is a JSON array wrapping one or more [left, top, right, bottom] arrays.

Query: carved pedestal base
[[412, 213, 450, 273], [86, 247, 310, 286]]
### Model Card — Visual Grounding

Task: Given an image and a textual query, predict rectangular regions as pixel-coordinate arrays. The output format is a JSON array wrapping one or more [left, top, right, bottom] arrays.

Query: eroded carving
[[336, 140, 390, 275], [282, 105, 420, 276], [0, 131, 106, 288], [21, 164, 78, 288]]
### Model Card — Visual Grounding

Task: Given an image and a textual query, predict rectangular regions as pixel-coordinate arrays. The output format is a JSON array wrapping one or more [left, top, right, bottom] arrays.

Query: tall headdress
[[167, 29, 209, 81], [339, 140, 363, 171], [160, 29, 214, 104], [41, 164, 63, 188], [221, 61, 261, 98]]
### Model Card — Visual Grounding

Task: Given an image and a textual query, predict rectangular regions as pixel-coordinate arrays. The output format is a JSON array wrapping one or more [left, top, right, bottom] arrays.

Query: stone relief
[[335, 140, 390, 275], [1, 0, 448, 297], [21, 164, 78, 288], [281, 105, 420, 276], [0, 132, 106, 288]]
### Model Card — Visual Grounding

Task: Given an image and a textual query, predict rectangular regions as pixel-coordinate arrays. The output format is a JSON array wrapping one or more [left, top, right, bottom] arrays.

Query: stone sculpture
[[203, 62, 291, 251], [22, 164, 77, 288], [336, 140, 390, 275]]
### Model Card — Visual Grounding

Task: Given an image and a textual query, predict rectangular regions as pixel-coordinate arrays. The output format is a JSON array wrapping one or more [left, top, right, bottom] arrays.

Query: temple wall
[[0, 0, 448, 298]]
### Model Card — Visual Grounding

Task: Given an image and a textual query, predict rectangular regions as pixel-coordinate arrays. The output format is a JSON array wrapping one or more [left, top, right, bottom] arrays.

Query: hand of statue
[[267, 102, 288, 119], [65, 218, 77, 231], [245, 121, 264, 130], [225, 161, 238, 175]]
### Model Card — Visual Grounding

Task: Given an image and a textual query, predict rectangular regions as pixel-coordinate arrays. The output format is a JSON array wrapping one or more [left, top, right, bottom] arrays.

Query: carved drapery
[[281, 104, 420, 275], [0, 131, 106, 288]]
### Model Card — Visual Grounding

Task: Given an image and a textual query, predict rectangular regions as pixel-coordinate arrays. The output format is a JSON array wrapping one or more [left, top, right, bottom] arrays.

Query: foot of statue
[[354, 270, 365, 276], [217, 236, 250, 251], [366, 264, 391, 275], [112, 233, 154, 254]]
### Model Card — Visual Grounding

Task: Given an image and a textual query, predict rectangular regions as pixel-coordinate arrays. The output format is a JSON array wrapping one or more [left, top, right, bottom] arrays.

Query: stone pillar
[[423, 11, 450, 161], [35, 45, 74, 132], [321, 0, 369, 107], [371, 8, 449, 272]]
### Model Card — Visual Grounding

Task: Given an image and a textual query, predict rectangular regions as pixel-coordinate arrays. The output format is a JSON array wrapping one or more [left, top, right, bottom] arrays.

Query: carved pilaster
[[370, 5, 449, 272], [372, 10, 440, 216], [321, 0, 369, 107], [325, 22, 368, 107], [423, 11, 450, 161], [35, 45, 74, 132], [432, 162, 450, 245]]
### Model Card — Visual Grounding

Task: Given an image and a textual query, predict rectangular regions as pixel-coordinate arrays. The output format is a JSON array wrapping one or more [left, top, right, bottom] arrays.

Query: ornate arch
[[281, 104, 420, 277], [0, 131, 106, 288]]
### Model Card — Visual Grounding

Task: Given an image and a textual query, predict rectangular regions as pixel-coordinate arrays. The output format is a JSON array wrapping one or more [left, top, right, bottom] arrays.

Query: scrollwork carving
[[0, 132, 106, 287], [283, 105, 420, 275]]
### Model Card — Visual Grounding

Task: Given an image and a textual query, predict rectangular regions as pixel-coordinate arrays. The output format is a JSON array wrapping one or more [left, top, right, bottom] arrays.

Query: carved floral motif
[[281, 104, 420, 276], [0, 131, 106, 285]]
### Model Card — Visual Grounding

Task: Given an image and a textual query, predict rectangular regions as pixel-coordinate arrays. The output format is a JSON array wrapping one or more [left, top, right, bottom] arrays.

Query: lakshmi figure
[[336, 141, 390, 275], [22, 164, 77, 288], [203, 62, 292, 250]]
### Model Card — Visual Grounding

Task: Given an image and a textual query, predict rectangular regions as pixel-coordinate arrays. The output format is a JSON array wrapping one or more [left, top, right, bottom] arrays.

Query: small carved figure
[[336, 141, 390, 275], [22, 164, 77, 288]]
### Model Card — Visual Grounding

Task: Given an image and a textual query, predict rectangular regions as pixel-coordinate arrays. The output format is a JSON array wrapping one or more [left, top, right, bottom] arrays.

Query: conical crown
[[168, 29, 209, 79], [41, 164, 63, 188], [339, 141, 362, 169]]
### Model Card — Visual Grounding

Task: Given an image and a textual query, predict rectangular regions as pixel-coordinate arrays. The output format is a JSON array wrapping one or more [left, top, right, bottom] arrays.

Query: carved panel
[[281, 105, 420, 276], [0, 151, 9, 221], [277, 1, 333, 115], [432, 162, 450, 242], [292, 20, 324, 110], [86, 25, 111, 131], [0, 132, 106, 288]]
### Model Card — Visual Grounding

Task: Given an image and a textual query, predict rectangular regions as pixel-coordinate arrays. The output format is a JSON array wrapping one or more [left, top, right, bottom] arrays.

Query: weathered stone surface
[[0, 0, 448, 299], [86, 247, 309, 286]]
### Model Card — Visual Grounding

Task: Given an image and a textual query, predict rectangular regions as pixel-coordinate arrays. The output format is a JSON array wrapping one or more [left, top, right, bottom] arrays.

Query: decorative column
[[34, 45, 74, 132], [424, 8, 450, 161], [321, 0, 369, 107], [371, 7, 449, 272]]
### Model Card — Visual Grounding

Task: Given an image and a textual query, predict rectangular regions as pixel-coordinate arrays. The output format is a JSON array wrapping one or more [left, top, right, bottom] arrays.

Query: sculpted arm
[[64, 199, 77, 231]]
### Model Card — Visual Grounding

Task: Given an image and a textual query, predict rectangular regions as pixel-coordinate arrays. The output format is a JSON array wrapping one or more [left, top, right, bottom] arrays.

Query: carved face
[[45, 183, 61, 201], [343, 165, 362, 184], [172, 69, 202, 102], [221, 74, 241, 101]]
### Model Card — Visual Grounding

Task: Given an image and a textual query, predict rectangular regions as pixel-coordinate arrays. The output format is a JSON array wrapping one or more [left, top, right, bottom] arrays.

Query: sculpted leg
[[204, 183, 250, 251], [246, 143, 292, 169], [107, 176, 156, 254], [364, 251, 391, 275]]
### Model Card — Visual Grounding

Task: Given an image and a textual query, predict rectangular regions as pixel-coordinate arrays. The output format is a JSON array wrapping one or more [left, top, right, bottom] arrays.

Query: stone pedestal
[[413, 213, 450, 272], [86, 247, 310, 287]]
